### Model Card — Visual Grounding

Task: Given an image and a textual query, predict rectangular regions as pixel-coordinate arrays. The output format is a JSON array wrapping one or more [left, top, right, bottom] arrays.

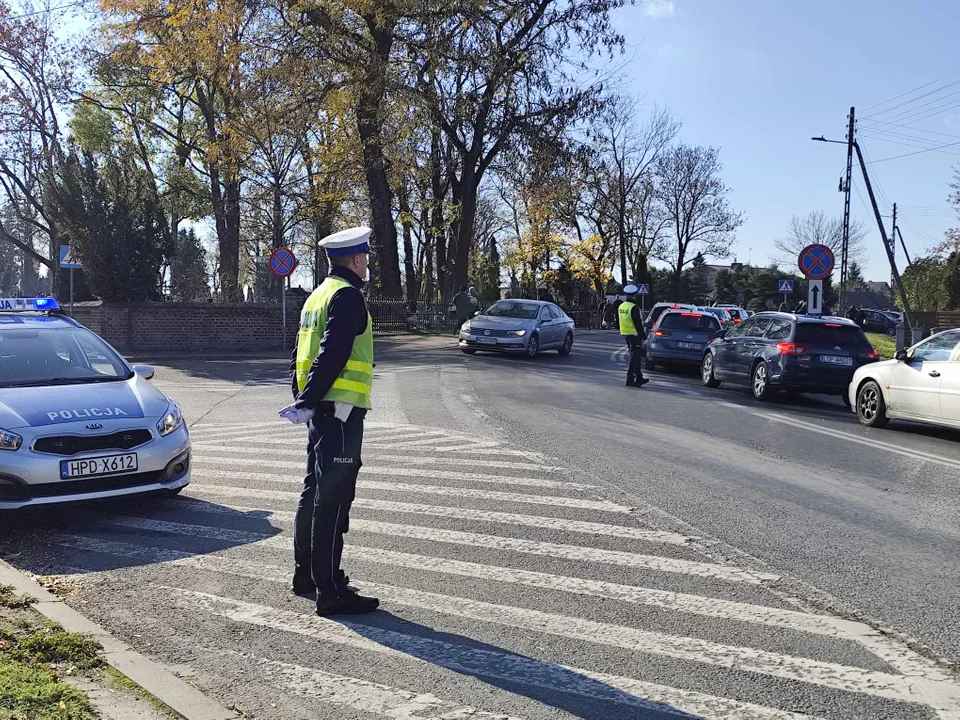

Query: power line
[[858, 118, 960, 140], [858, 130, 960, 158], [866, 96, 960, 129], [864, 136, 960, 164], [861, 77, 960, 121], [861, 69, 960, 113]]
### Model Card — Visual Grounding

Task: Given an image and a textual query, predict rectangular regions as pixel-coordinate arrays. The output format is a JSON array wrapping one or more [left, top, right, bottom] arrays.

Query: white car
[[850, 328, 960, 430]]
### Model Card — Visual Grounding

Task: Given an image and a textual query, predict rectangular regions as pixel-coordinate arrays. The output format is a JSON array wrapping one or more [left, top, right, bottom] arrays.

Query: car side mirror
[[134, 364, 155, 380], [716, 329, 727, 339], [894, 350, 908, 362]]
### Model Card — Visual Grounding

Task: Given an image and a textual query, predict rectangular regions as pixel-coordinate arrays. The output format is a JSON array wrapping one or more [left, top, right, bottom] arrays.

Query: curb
[[0, 559, 234, 720]]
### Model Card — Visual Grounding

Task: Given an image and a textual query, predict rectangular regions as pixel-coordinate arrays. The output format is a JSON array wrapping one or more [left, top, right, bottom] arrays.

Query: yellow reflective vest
[[618, 301, 638, 336], [294, 276, 373, 409]]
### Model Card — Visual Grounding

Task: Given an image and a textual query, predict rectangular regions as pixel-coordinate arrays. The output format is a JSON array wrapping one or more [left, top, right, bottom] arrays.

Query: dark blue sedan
[[645, 310, 723, 371]]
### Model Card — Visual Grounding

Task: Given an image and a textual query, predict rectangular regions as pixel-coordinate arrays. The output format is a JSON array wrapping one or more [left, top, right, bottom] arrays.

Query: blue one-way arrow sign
[[778, 279, 793, 293]]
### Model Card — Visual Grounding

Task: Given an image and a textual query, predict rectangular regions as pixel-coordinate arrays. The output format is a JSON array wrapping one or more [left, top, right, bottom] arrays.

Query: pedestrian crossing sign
[[778, 279, 793, 293], [59, 245, 81, 269], [637, 284, 650, 295]]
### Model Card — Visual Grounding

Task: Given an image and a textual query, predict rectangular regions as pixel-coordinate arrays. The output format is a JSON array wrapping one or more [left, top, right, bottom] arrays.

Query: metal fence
[[367, 298, 455, 333]]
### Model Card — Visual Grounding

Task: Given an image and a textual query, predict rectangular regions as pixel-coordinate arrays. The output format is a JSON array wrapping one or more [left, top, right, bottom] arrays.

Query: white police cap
[[624, 284, 639, 295], [320, 226, 371, 257]]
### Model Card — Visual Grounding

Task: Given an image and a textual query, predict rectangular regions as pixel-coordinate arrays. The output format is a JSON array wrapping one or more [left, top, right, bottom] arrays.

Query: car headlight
[[507, 329, 527, 336], [157, 404, 183, 437], [461, 321, 471, 333], [0, 428, 22, 451]]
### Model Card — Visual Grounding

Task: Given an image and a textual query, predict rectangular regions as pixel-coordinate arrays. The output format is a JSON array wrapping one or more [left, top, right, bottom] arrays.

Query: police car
[[0, 297, 190, 509]]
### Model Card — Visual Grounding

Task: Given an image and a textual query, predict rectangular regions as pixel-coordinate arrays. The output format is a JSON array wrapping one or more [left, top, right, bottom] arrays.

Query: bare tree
[[774, 211, 868, 269], [0, 2, 74, 279], [588, 98, 679, 285], [654, 144, 744, 295]]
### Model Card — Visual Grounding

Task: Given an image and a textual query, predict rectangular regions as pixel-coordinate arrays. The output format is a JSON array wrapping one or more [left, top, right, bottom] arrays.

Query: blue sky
[[620, 0, 960, 281]]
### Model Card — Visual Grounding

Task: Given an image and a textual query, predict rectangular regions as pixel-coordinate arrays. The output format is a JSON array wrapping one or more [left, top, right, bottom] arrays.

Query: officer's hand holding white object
[[279, 403, 315, 425]]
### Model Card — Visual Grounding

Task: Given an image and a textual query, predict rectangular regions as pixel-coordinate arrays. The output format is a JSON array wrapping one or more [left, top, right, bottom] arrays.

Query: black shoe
[[626, 379, 638, 387], [291, 576, 316, 598], [637, 378, 650, 386], [316, 591, 380, 616]]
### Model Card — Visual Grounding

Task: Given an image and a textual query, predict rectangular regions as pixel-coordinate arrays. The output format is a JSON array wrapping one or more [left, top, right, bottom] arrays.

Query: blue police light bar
[[0, 297, 61, 312]]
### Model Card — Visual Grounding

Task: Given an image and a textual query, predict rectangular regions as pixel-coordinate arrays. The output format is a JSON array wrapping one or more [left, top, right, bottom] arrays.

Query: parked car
[[851, 327, 960, 430], [0, 297, 190, 510], [700, 312, 878, 403], [459, 300, 574, 357], [646, 311, 723, 371], [716, 304, 747, 323], [643, 302, 697, 332], [697, 306, 734, 327], [860, 308, 899, 337]]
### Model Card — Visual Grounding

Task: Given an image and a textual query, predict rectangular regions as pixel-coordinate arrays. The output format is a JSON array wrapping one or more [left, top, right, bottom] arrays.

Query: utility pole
[[852, 143, 915, 342], [889, 202, 897, 292], [839, 106, 855, 314]]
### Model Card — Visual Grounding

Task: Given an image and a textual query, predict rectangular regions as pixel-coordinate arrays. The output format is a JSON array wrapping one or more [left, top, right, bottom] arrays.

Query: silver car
[[0, 298, 190, 509], [459, 299, 575, 357]]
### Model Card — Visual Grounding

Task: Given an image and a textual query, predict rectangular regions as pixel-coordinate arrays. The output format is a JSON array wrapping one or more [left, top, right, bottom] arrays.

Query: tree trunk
[[430, 130, 446, 304], [397, 185, 417, 302], [221, 174, 242, 302], [355, 17, 401, 297], [451, 170, 478, 291]]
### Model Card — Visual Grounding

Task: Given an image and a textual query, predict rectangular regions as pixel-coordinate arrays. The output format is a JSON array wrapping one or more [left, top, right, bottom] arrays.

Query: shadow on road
[[347, 612, 698, 720], [0, 495, 279, 574]]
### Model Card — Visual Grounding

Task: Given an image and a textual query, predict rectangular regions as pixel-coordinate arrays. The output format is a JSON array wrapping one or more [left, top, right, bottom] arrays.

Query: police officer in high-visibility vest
[[289, 226, 379, 616], [618, 285, 649, 388]]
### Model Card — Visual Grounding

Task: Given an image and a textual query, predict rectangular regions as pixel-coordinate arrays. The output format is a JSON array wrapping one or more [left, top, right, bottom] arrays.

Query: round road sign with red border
[[269, 247, 297, 278], [798, 244, 835, 280]]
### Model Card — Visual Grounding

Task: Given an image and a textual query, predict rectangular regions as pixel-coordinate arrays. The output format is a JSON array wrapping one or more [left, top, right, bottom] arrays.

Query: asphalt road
[[2, 330, 960, 719]]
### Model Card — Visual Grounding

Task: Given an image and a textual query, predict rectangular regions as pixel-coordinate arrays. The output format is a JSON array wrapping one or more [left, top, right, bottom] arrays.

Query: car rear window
[[660, 313, 721, 332], [795, 323, 871, 348]]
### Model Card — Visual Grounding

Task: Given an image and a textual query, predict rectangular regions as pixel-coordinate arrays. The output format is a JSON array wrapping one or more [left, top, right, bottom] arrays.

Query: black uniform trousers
[[293, 405, 366, 595], [625, 335, 644, 382]]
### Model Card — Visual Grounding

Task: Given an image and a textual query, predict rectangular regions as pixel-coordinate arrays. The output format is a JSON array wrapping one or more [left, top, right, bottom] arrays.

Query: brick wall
[[69, 293, 306, 353]]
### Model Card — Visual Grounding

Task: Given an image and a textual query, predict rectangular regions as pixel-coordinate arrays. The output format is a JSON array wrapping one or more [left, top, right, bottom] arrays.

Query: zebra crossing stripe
[[168, 588, 818, 720], [217, 652, 523, 720], [191, 480, 633, 513], [189, 443, 565, 473], [188, 461, 593, 492], [56, 535, 959, 713], [93, 515, 774, 584], [167, 497, 693, 544]]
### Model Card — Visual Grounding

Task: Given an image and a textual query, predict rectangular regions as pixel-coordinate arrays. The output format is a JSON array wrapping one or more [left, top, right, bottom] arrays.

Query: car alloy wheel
[[701, 353, 720, 388], [526, 334, 539, 357], [558, 333, 573, 356], [857, 380, 889, 427], [752, 362, 771, 400]]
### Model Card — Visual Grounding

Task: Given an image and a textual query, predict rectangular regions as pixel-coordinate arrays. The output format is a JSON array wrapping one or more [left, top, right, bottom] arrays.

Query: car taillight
[[733, 318, 741, 323], [654, 329, 671, 337], [867, 348, 878, 359], [775, 342, 809, 355], [681, 313, 701, 317]]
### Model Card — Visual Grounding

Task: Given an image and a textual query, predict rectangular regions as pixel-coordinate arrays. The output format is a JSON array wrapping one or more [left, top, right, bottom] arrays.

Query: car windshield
[[726, 308, 743, 320], [0, 326, 133, 388], [795, 323, 871, 348], [660, 313, 721, 332], [482, 301, 540, 320]]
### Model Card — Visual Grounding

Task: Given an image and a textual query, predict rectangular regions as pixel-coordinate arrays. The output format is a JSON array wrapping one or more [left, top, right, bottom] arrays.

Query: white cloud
[[644, 0, 675, 19]]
